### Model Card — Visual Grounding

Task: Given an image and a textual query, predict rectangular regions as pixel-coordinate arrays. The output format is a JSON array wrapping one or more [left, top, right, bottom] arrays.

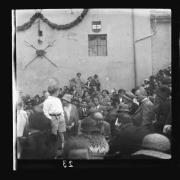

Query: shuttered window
[[88, 34, 107, 56]]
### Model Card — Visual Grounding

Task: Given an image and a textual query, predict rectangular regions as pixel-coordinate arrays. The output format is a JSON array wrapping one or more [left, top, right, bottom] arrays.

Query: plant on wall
[[17, 9, 88, 32]]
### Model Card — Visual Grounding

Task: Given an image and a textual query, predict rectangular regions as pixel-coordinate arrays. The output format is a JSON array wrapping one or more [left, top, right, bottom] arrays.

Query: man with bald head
[[132, 87, 155, 132], [91, 112, 111, 142]]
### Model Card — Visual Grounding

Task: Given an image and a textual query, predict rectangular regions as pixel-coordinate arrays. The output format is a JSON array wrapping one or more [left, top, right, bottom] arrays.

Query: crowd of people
[[16, 65, 172, 160]]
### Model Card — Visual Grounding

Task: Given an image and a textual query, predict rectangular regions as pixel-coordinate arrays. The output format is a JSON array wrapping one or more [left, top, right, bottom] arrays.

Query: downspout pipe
[[135, 17, 156, 43], [132, 9, 138, 88]]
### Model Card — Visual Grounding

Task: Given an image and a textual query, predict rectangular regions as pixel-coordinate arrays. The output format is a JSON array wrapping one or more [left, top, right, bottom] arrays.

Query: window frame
[[88, 34, 107, 56]]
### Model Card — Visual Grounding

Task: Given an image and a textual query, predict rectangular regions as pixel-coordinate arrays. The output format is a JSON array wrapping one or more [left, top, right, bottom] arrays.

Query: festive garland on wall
[[17, 9, 88, 31]]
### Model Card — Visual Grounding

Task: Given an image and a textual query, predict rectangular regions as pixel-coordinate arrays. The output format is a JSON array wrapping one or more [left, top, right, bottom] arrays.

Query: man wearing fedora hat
[[62, 94, 79, 138], [43, 84, 66, 149], [132, 133, 171, 159], [119, 92, 139, 115], [132, 87, 155, 132]]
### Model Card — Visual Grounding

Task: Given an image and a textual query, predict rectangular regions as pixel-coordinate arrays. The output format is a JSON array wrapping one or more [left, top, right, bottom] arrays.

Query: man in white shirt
[[43, 85, 66, 149]]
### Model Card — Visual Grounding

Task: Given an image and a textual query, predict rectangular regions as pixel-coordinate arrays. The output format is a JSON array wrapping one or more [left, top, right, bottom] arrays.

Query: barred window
[[88, 34, 107, 56]]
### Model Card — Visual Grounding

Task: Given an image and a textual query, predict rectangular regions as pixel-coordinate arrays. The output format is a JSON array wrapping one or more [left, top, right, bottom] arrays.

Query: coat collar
[[134, 98, 149, 114]]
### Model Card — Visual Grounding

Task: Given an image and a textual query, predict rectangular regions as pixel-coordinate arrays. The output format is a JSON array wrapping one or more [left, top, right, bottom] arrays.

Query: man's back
[[154, 99, 171, 132], [28, 111, 51, 131]]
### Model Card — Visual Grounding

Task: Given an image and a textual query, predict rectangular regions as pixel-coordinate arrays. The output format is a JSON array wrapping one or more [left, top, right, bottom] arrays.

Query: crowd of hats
[[20, 65, 171, 112], [141, 65, 171, 96], [21, 94, 44, 110], [18, 65, 172, 160]]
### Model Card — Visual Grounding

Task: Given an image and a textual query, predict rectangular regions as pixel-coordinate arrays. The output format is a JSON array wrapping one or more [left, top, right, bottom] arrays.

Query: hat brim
[[118, 109, 130, 112], [81, 127, 100, 133], [132, 149, 171, 159], [62, 98, 71, 103]]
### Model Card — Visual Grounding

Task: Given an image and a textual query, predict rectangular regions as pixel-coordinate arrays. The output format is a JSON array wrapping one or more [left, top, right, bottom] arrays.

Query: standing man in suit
[[89, 74, 101, 92], [85, 76, 94, 93], [153, 85, 171, 134], [78, 101, 89, 120], [62, 94, 79, 139], [132, 87, 155, 133], [117, 89, 126, 105]]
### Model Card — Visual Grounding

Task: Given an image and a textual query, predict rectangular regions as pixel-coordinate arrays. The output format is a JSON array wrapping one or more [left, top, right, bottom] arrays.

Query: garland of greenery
[[17, 9, 88, 32]]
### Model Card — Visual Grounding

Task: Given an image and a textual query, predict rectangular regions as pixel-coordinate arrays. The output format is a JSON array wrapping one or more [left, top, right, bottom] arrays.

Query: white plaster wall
[[151, 22, 171, 75], [16, 9, 135, 95], [133, 9, 153, 86]]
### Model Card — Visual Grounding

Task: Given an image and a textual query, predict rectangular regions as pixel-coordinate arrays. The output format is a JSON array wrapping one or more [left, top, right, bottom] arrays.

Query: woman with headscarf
[[78, 117, 109, 159]]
